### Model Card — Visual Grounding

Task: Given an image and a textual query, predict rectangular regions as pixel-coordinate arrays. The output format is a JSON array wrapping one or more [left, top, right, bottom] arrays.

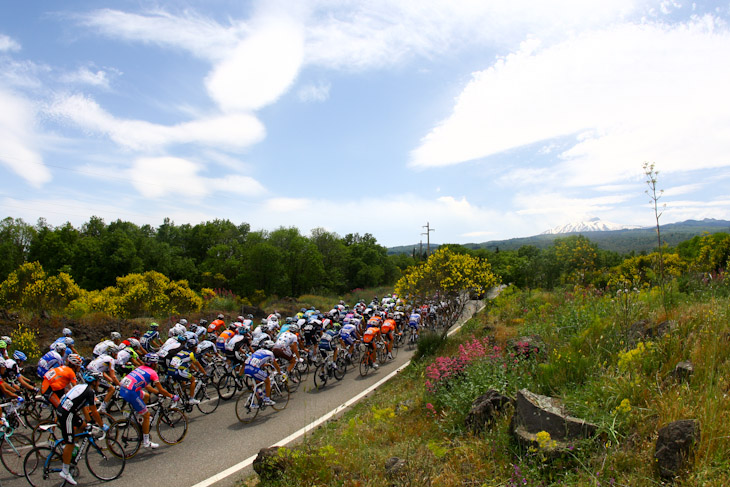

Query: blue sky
[[2, 1, 730, 247]]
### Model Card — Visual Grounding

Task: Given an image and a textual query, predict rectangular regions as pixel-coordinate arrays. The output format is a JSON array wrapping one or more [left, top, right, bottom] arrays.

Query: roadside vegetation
[[244, 231, 730, 487]]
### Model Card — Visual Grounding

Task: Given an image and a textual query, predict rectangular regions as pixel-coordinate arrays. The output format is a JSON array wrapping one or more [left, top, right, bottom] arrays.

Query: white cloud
[[129, 156, 266, 199], [297, 82, 330, 102], [265, 197, 311, 212], [513, 191, 633, 221], [410, 16, 730, 190], [205, 15, 304, 112], [47, 93, 266, 151], [0, 89, 50, 187], [663, 183, 704, 197], [77, 9, 242, 61], [59, 66, 114, 88], [0, 34, 20, 52]]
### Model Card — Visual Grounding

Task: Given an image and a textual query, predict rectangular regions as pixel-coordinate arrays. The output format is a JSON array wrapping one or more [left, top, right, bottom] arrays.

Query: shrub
[[0, 262, 82, 314], [414, 331, 447, 361], [10, 323, 41, 362]]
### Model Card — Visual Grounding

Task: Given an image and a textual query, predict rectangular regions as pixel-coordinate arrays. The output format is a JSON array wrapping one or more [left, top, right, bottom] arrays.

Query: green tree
[[0, 217, 35, 282]]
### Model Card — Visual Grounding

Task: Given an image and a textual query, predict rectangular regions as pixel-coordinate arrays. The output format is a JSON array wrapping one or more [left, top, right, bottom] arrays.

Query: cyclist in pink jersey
[[119, 353, 177, 449]]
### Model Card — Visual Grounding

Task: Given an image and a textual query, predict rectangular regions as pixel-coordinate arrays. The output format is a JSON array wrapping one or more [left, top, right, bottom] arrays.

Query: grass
[[243, 275, 730, 487]]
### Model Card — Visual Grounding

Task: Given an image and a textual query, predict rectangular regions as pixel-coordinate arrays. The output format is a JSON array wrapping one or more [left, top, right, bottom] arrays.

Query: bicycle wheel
[[1, 433, 33, 476], [23, 446, 62, 487], [359, 354, 370, 377], [334, 357, 347, 380], [86, 439, 125, 481], [235, 392, 259, 423], [295, 358, 309, 376], [287, 368, 301, 393], [377, 345, 387, 364], [391, 340, 399, 359], [210, 364, 227, 383], [108, 418, 141, 459], [31, 421, 57, 448], [313, 364, 328, 390], [24, 400, 54, 428], [196, 380, 220, 414], [270, 377, 290, 411], [217, 373, 239, 400], [156, 408, 187, 445]]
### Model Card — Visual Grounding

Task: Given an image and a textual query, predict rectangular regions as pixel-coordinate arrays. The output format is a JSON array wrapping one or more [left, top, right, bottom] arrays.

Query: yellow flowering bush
[[10, 323, 41, 362], [0, 262, 81, 313]]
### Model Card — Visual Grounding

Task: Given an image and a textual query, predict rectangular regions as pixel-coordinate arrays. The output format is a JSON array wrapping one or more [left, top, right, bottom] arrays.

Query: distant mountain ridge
[[387, 218, 730, 255], [541, 217, 642, 234]]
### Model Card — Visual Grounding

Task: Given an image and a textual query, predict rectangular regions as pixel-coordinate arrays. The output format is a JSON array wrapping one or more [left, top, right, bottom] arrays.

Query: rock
[[628, 319, 674, 343], [672, 361, 694, 383], [385, 457, 407, 477], [510, 389, 597, 445], [465, 390, 514, 432], [655, 419, 700, 480], [253, 446, 289, 481]]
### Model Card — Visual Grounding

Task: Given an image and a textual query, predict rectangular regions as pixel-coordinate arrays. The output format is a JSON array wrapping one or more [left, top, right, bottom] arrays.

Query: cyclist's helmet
[[217, 314, 224, 320], [144, 353, 159, 365], [199, 318, 208, 326], [150, 322, 159, 329], [176, 335, 188, 343], [179, 318, 188, 327], [0, 341, 6, 349], [62, 328, 72, 337], [83, 371, 102, 383], [229, 323, 238, 331], [237, 325, 249, 335], [106, 345, 119, 355], [262, 340, 275, 350], [288, 324, 299, 334], [52, 342, 67, 354], [0, 359, 5, 369], [237, 315, 245, 322], [285, 317, 293, 324], [64, 337, 75, 346], [13, 350, 27, 361], [128, 338, 140, 349], [132, 329, 141, 338], [0, 335, 10, 345], [111, 332, 122, 341], [185, 338, 198, 350], [67, 354, 82, 367], [246, 314, 253, 320]]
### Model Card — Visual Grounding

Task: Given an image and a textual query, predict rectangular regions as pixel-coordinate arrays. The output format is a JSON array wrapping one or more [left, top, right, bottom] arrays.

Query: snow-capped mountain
[[541, 218, 643, 235]]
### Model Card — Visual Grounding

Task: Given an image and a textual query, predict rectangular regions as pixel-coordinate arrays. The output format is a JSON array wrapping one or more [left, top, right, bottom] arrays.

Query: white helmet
[[111, 332, 122, 341], [62, 328, 72, 337]]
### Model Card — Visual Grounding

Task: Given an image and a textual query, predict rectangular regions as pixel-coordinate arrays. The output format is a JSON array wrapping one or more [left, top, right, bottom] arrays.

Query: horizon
[[2, 1, 730, 248]]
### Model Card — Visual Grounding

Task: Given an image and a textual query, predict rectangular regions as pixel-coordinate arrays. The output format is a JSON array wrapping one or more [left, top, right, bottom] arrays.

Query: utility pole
[[419, 240, 423, 260], [422, 222, 435, 257]]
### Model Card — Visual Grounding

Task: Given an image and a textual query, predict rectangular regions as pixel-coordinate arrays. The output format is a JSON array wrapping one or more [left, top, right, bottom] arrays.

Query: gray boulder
[[628, 319, 674, 343], [465, 390, 514, 432], [511, 389, 597, 449], [253, 446, 289, 481], [655, 419, 700, 480], [672, 361, 694, 383]]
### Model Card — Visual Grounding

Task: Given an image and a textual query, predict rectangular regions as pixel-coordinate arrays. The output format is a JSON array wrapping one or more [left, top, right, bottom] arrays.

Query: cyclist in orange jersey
[[381, 318, 396, 360], [362, 323, 382, 369], [41, 354, 82, 407]]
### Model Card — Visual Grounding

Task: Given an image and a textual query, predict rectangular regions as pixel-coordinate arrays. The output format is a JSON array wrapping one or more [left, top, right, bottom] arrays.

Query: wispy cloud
[[47, 93, 266, 151], [0, 89, 50, 187], [59, 66, 116, 89], [410, 16, 730, 189], [297, 81, 330, 102], [0, 34, 20, 52]]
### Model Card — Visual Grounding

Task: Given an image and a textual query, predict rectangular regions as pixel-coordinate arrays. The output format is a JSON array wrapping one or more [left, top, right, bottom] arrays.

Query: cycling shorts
[[58, 410, 83, 444], [319, 341, 334, 352], [168, 368, 192, 381], [119, 387, 148, 414], [273, 347, 293, 361], [244, 365, 268, 382], [409, 321, 419, 329], [340, 334, 355, 346]]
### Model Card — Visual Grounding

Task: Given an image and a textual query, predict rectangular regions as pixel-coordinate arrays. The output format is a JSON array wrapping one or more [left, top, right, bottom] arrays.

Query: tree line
[[0, 216, 412, 301]]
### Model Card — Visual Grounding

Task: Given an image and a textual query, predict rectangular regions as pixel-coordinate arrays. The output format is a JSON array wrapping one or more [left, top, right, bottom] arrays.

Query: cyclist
[[318, 322, 341, 369], [216, 324, 237, 353], [56, 371, 109, 485], [115, 340, 143, 377], [118, 353, 178, 449], [408, 309, 422, 342], [339, 320, 361, 362], [140, 322, 163, 353], [92, 332, 122, 358], [381, 317, 397, 360], [225, 325, 252, 372], [41, 353, 82, 408], [272, 324, 302, 382], [158, 335, 187, 375], [362, 321, 382, 369], [168, 338, 205, 405], [0, 360, 22, 399], [37, 343, 67, 379], [87, 346, 120, 413], [243, 340, 280, 407], [3, 351, 37, 393], [207, 314, 226, 335]]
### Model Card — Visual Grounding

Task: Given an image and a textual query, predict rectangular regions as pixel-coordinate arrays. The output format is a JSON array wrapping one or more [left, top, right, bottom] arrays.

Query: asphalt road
[[1, 300, 484, 487]]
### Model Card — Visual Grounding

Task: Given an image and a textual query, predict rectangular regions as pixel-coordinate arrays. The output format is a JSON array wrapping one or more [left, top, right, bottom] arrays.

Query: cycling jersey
[[120, 366, 159, 393], [37, 350, 64, 377], [381, 319, 396, 334], [207, 319, 225, 334], [42, 366, 77, 392], [363, 326, 381, 344], [319, 329, 339, 351], [140, 330, 160, 351], [93, 339, 116, 357], [57, 384, 95, 443], [87, 355, 116, 374], [274, 331, 298, 352], [244, 349, 276, 381], [216, 330, 235, 351], [169, 350, 197, 380]]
